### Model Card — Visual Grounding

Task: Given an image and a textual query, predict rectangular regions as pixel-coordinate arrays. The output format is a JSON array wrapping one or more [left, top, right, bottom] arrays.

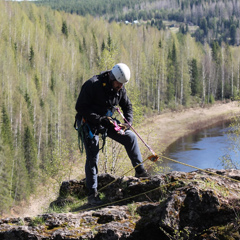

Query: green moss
[[30, 216, 45, 227]]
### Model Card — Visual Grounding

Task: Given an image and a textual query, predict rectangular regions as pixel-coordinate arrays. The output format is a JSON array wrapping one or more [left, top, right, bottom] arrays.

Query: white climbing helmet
[[111, 63, 130, 84]]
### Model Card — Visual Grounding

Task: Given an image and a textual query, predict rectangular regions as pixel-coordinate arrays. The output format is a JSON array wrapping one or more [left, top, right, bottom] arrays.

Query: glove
[[99, 116, 112, 128], [118, 123, 130, 132]]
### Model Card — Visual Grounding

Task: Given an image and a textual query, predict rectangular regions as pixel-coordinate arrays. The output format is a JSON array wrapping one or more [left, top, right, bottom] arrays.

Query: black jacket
[[75, 71, 133, 127]]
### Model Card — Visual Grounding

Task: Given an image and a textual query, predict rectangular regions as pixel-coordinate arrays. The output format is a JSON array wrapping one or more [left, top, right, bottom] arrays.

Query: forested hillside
[[37, 0, 240, 46], [1, 0, 240, 214]]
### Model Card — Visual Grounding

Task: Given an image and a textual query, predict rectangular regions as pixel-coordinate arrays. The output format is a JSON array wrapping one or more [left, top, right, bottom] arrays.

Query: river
[[156, 120, 239, 173]]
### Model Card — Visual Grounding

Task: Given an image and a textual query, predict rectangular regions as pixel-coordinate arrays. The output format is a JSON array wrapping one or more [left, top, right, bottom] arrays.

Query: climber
[[75, 63, 149, 205]]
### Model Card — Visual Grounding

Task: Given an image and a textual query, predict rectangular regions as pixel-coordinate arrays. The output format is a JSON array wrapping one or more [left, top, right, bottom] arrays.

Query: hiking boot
[[88, 193, 103, 206], [135, 169, 150, 178]]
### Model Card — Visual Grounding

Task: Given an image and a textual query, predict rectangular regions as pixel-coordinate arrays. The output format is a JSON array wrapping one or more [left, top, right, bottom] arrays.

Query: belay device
[[115, 107, 159, 162], [108, 118, 125, 135]]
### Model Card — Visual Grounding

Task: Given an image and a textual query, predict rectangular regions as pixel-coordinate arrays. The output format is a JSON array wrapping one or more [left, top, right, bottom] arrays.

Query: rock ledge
[[1, 169, 240, 240]]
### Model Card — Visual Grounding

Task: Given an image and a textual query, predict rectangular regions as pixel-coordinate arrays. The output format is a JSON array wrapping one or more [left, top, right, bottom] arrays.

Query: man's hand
[[118, 123, 130, 132], [99, 116, 112, 127]]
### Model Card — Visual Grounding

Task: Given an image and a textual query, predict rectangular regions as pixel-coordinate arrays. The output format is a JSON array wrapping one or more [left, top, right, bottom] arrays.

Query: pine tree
[[23, 126, 38, 190], [107, 33, 112, 52], [166, 41, 178, 105], [13, 151, 31, 202], [50, 74, 55, 93], [29, 46, 35, 67], [230, 24, 236, 45], [61, 20, 68, 38], [200, 17, 208, 36], [101, 40, 106, 52], [24, 92, 34, 123], [0, 136, 12, 214], [211, 41, 221, 63], [1, 105, 13, 150], [0, 106, 13, 213], [190, 58, 200, 96]]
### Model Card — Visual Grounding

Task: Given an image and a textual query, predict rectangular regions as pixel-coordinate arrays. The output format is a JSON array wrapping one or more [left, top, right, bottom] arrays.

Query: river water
[[157, 120, 239, 172]]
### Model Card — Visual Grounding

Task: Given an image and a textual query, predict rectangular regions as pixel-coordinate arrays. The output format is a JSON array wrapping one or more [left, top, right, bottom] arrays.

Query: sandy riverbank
[[137, 101, 240, 155]]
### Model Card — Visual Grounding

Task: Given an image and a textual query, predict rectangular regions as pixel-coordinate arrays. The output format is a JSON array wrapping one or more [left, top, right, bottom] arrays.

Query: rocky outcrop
[[1, 169, 240, 240]]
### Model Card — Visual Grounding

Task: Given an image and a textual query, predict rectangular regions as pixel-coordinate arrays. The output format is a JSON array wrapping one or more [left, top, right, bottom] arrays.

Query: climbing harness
[[74, 116, 107, 153], [115, 107, 159, 162]]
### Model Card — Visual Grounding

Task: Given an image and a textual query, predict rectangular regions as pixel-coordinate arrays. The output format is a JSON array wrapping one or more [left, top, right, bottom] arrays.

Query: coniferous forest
[[1, 0, 240, 214], [37, 0, 240, 46]]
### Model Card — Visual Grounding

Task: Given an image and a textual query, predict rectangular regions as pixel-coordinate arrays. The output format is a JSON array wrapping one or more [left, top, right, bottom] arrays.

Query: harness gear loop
[[74, 116, 84, 153], [99, 129, 107, 152], [74, 116, 107, 153]]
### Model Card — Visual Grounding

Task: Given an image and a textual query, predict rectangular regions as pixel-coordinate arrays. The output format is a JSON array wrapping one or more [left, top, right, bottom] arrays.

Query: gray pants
[[83, 127, 144, 195]]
